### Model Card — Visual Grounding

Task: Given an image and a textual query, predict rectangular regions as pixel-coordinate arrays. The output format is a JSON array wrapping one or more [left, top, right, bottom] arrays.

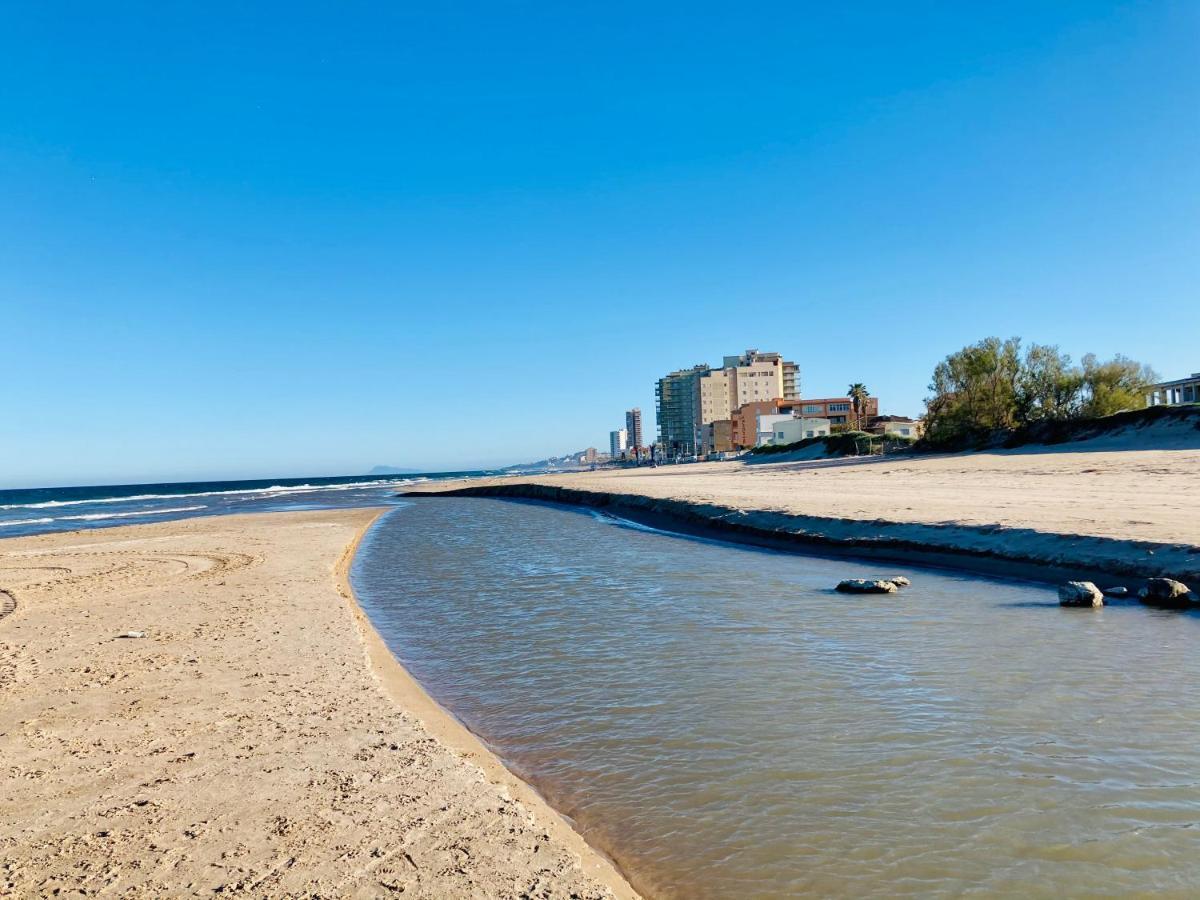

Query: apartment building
[[625, 408, 643, 450], [700, 349, 800, 428], [609, 428, 628, 457], [655, 364, 711, 457]]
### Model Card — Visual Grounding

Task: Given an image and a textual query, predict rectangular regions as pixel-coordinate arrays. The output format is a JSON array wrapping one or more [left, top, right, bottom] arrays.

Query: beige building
[[700, 349, 798, 429]]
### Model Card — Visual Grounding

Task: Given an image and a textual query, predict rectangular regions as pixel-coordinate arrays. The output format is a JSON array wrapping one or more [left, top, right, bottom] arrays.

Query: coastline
[[0, 508, 638, 899], [402, 445, 1200, 585], [336, 510, 641, 899]]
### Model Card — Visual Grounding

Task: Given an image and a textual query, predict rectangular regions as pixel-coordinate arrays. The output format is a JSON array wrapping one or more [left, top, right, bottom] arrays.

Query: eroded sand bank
[[0, 509, 636, 899], [406, 441, 1200, 581]]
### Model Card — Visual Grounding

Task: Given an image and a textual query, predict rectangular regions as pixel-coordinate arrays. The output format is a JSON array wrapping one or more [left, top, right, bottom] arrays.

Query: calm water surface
[[353, 497, 1200, 899]]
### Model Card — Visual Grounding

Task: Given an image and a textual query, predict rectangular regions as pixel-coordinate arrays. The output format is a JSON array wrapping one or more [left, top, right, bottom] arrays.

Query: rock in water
[[1138, 578, 1194, 608], [891, 576, 911, 587], [1103, 586, 1129, 597], [836, 579, 899, 594], [1058, 581, 1104, 607]]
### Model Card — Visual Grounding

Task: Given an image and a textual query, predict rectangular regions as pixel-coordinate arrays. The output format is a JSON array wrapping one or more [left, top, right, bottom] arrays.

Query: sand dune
[[0, 509, 635, 899]]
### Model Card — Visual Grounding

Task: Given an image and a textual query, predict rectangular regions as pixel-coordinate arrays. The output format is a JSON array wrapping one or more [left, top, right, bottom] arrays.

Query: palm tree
[[848, 383, 870, 430]]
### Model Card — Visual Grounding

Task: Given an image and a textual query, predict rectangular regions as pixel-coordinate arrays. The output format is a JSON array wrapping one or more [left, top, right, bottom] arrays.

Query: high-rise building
[[655, 364, 710, 457], [700, 349, 800, 429], [624, 408, 643, 451], [609, 428, 628, 457]]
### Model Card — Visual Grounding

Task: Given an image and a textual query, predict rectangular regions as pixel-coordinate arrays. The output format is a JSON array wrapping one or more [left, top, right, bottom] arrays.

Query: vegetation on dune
[[922, 337, 1159, 449], [751, 431, 917, 457]]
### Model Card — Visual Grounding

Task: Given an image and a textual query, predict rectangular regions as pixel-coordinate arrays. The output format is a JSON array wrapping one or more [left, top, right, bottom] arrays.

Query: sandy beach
[[0, 509, 636, 899], [406, 437, 1200, 582]]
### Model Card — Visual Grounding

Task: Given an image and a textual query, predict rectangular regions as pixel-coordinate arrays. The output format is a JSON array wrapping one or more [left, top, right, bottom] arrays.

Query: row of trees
[[924, 337, 1158, 445]]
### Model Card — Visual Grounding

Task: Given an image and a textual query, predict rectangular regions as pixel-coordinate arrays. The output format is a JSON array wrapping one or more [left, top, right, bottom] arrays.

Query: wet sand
[[406, 440, 1200, 582], [0, 509, 636, 899]]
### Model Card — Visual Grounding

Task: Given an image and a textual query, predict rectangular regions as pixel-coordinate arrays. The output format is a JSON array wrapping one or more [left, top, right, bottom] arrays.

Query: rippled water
[[353, 497, 1200, 899]]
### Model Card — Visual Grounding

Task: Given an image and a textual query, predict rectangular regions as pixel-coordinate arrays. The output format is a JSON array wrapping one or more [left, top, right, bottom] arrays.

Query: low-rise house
[[756, 413, 794, 446], [779, 396, 879, 426], [868, 415, 924, 439], [771, 417, 832, 445], [1147, 373, 1200, 407]]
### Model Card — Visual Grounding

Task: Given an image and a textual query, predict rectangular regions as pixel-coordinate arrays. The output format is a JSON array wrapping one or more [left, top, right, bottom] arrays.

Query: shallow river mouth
[[352, 497, 1200, 899]]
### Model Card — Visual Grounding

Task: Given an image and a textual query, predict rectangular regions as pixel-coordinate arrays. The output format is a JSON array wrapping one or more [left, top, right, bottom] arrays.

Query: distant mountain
[[368, 465, 421, 475]]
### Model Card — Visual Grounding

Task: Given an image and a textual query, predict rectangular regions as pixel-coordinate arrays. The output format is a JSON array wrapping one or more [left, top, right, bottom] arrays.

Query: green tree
[[847, 383, 871, 430], [1080, 354, 1158, 417], [925, 337, 1022, 442], [1016, 343, 1083, 424]]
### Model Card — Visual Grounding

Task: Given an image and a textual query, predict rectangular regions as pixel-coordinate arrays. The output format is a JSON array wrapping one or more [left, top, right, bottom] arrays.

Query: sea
[[0, 471, 487, 538]]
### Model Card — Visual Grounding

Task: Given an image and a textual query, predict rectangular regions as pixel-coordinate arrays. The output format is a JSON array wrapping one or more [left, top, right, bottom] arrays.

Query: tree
[[1016, 343, 1083, 423], [924, 336, 1159, 446], [924, 337, 1022, 443], [1080, 354, 1158, 417], [847, 383, 870, 430]]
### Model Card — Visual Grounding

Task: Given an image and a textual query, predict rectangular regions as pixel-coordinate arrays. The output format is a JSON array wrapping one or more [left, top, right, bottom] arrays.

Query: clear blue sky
[[3, 2, 1197, 486]]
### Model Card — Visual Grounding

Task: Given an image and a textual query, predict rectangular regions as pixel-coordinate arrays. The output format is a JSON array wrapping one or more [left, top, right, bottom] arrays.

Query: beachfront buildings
[[787, 396, 879, 427], [625, 408, 643, 451], [1147, 373, 1200, 407], [700, 350, 800, 423], [609, 428, 628, 457], [770, 417, 832, 445], [656, 365, 710, 457], [658, 349, 800, 458], [869, 415, 923, 438]]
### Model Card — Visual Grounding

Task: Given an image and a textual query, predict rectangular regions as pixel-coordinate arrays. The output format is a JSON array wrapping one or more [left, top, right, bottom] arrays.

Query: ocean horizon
[[0, 470, 495, 538]]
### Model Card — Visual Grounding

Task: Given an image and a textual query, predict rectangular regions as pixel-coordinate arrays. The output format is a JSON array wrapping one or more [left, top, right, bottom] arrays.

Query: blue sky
[[3, 2, 1197, 486]]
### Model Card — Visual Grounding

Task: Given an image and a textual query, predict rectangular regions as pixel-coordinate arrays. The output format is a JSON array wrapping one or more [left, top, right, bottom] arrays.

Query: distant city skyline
[[3, 2, 1197, 487]]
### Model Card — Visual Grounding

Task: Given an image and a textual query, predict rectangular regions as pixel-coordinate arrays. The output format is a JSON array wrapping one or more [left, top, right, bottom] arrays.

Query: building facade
[[1147, 374, 1200, 407], [771, 417, 832, 445], [625, 408, 643, 450], [700, 419, 735, 455], [869, 415, 923, 439], [700, 349, 800, 430], [655, 364, 710, 457], [780, 396, 879, 427], [732, 400, 780, 449], [610, 428, 628, 457]]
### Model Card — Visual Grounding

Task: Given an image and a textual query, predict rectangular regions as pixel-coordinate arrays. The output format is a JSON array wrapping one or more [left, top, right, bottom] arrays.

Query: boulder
[[1103, 586, 1129, 597], [1058, 581, 1104, 607], [1138, 578, 1195, 608], [836, 579, 898, 594], [890, 576, 911, 588]]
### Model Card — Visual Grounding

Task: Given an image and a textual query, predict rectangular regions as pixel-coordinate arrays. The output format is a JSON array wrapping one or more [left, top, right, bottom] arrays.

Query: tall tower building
[[699, 349, 800, 428], [655, 365, 710, 457], [610, 428, 628, 458], [625, 408, 643, 450]]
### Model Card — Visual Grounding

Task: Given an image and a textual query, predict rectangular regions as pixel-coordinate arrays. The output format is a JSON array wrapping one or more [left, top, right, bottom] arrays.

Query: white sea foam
[[0, 477, 431, 511], [0, 505, 207, 527]]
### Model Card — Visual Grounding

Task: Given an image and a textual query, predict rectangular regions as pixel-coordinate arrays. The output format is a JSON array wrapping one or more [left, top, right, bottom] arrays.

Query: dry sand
[[0, 509, 637, 899], [407, 439, 1200, 581]]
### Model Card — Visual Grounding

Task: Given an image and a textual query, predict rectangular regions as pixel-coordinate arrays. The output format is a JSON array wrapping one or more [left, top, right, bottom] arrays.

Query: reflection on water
[[353, 498, 1200, 899]]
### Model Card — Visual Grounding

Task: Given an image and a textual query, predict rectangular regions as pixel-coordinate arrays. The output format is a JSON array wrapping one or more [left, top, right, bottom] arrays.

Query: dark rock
[[1138, 578, 1194, 608], [836, 579, 898, 594], [1058, 581, 1103, 607]]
